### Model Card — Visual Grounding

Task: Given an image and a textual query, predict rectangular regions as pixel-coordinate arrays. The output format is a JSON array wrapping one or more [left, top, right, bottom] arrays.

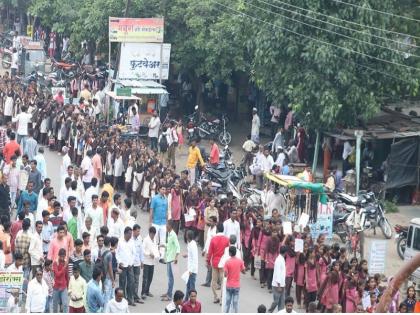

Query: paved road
[[43, 136, 410, 312]]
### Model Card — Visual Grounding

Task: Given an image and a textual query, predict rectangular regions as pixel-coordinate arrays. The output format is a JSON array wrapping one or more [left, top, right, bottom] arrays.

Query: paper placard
[[362, 294, 371, 310], [295, 238, 304, 253], [283, 221, 293, 235], [297, 213, 309, 228]]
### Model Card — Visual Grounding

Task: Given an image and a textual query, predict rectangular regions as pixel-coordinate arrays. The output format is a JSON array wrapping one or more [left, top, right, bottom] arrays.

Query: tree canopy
[[26, 0, 420, 129]]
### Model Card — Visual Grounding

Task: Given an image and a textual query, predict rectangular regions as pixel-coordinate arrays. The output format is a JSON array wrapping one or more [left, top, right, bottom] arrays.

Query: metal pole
[[355, 130, 364, 195], [312, 130, 320, 175]]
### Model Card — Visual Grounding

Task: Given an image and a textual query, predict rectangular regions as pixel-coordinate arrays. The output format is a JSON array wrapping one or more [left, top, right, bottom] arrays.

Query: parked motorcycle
[[201, 164, 242, 199], [0, 47, 12, 69], [395, 224, 408, 260], [333, 190, 392, 239], [197, 114, 231, 145]]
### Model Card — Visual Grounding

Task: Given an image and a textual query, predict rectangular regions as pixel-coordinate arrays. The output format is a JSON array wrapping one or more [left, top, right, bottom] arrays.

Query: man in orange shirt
[[92, 148, 102, 183], [3, 132, 20, 164]]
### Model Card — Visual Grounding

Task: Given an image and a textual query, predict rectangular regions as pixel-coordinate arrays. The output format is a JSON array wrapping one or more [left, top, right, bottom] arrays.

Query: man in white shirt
[[148, 111, 161, 151], [132, 224, 145, 304], [12, 106, 32, 153], [184, 230, 198, 299], [28, 221, 44, 277], [59, 177, 72, 208], [107, 208, 124, 238], [270, 105, 281, 138], [269, 246, 287, 312], [141, 226, 158, 299], [81, 150, 94, 190], [85, 195, 104, 234], [25, 268, 49, 313], [11, 48, 18, 77], [104, 288, 129, 313], [84, 178, 98, 210], [342, 140, 353, 173], [116, 227, 136, 306], [36, 187, 50, 221], [275, 147, 286, 167], [278, 296, 297, 313], [61, 147, 72, 182], [202, 216, 217, 287], [223, 210, 241, 249], [251, 107, 261, 143]]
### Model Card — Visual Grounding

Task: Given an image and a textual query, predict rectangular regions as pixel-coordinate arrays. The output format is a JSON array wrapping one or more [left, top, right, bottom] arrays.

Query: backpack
[[159, 135, 169, 152], [95, 249, 110, 273]]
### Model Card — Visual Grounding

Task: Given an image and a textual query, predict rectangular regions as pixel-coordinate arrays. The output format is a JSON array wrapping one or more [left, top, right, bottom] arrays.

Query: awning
[[105, 91, 141, 100], [132, 87, 168, 95]]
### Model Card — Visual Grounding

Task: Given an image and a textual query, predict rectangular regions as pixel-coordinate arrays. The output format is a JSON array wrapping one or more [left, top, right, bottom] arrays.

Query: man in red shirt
[[52, 248, 69, 312], [209, 138, 220, 166], [224, 246, 245, 313], [181, 289, 202, 313], [3, 132, 20, 164], [207, 223, 229, 304]]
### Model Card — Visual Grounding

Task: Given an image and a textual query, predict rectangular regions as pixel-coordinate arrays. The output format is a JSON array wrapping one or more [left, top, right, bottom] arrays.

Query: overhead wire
[[332, 0, 420, 24], [254, 0, 420, 48], [210, 0, 417, 83], [245, 0, 420, 58], [268, 0, 420, 41]]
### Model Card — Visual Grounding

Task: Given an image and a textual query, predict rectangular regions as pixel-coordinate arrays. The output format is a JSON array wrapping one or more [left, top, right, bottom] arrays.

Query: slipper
[[161, 296, 171, 302], [213, 299, 220, 304]]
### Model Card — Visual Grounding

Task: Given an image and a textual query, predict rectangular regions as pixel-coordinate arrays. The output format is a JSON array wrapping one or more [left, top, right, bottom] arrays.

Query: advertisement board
[[0, 272, 23, 313], [109, 17, 164, 43], [309, 202, 333, 239], [118, 43, 171, 80]]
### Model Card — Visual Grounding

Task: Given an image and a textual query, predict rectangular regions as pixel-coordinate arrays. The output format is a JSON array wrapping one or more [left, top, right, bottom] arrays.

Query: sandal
[[213, 298, 220, 304], [161, 296, 171, 301]]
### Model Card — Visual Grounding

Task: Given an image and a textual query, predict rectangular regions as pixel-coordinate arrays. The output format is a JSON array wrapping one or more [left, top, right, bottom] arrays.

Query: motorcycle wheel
[[379, 218, 393, 239], [2, 54, 11, 69], [198, 128, 207, 139], [397, 237, 406, 260], [219, 131, 232, 145]]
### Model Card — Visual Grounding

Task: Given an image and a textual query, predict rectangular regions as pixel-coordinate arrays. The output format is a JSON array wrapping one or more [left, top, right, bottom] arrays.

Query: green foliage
[[26, 0, 419, 129], [383, 197, 399, 213]]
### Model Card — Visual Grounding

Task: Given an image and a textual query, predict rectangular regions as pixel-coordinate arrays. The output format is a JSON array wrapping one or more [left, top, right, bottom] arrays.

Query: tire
[[198, 128, 207, 139], [2, 53, 11, 69], [379, 217, 393, 239], [397, 237, 406, 260], [237, 179, 250, 195], [219, 131, 231, 145]]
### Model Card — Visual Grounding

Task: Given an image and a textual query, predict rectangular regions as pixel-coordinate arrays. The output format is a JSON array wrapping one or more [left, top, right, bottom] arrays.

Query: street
[[43, 134, 414, 313]]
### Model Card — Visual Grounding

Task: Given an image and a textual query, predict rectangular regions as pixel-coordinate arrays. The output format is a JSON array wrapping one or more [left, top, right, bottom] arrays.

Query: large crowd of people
[[0, 73, 413, 314]]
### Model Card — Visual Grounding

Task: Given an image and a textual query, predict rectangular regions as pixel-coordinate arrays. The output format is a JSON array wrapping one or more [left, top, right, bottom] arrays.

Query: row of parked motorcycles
[[185, 106, 232, 145], [332, 190, 393, 243]]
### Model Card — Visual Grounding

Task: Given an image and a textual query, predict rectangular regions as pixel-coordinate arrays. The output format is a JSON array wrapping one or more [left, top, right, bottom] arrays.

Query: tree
[[231, 0, 419, 128]]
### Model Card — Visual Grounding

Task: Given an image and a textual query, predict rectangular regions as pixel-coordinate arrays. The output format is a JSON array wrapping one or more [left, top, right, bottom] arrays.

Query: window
[[413, 228, 420, 251], [407, 226, 413, 248]]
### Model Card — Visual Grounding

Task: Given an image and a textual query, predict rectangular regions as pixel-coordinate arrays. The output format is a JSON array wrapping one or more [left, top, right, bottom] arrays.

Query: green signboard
[[116, 87, 132, 97]]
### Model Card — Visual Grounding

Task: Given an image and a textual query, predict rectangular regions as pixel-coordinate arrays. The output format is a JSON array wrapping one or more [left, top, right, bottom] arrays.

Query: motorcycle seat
[[207, 167, 231, 180], [338, 192, 360, 204]]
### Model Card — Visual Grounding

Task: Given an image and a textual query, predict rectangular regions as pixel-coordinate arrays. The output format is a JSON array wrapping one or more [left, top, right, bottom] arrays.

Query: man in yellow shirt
[[186, 139, 205, 184]]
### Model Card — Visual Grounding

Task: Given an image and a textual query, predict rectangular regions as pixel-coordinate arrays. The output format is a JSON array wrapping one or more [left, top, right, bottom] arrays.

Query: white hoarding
[[118, 43, 171, 80]]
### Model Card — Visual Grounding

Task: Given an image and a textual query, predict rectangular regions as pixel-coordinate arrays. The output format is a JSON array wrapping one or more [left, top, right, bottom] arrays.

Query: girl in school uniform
[[284, 235, 296, 298], [264, 233, 280, 292], [317, 245, 331, 287], [344, 277, 359, 313], [319, 262, 340, 312], [256, 225, 270, 288], [250, 217, 263, 280], [305, 248, 319, 310], [294, 242, 308, 309]]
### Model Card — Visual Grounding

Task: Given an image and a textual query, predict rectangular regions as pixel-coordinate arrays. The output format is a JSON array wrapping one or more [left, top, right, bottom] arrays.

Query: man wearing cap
[[251, 107, 260, 144], [148, 111, 161, 151]]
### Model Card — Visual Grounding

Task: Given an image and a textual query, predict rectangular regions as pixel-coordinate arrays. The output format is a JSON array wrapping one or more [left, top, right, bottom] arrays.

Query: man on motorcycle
[[346, 202, 366, 259]]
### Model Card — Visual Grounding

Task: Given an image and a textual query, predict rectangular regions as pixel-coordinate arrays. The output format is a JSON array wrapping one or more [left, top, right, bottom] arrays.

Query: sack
[[254, 255, 262, 269], [159, 135, 169, 152]]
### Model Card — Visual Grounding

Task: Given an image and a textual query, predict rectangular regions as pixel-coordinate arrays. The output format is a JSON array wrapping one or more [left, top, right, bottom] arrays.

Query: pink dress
[[318, 257, 329, 285], [305, 264, 318, 293], [322, 282, 339, 309], [257, 234, 269, 261], [265, 251, 277, 269], [345, 287, 358, 313], [170, 189, 182, 221], [177, 126, 184, 145], [295, 262, 305, 286], [285, 253, 296, 278]]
